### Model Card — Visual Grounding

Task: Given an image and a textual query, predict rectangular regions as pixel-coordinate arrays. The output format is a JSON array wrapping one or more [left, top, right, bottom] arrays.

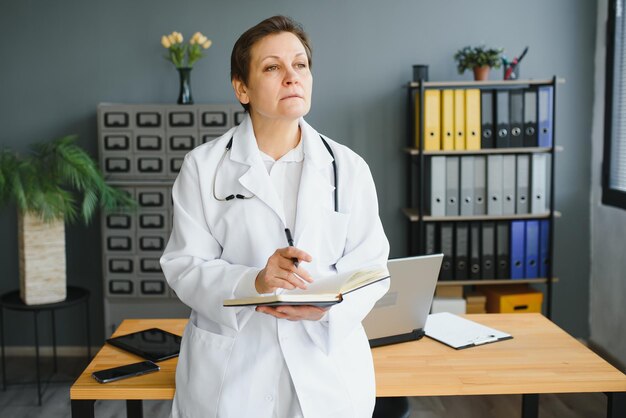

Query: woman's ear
[[232, 78, 250, 105]]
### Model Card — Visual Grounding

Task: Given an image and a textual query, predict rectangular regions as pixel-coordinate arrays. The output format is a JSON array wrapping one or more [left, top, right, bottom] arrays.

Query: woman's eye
[[265, 65, 278, 72], [296, 63, 307, 69]]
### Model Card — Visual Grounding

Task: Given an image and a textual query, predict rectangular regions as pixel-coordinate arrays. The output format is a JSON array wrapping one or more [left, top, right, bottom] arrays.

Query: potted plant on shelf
[[454, 45, 504, 81], [0, 135, 135, 305]]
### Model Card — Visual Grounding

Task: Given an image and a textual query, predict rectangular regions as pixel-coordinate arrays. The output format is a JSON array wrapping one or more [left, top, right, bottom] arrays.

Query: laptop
[[363, 253, 443, 347]]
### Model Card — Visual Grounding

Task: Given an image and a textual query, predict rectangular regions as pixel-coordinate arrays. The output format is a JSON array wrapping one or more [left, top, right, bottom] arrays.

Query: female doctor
[[160, 15, 390, 418]]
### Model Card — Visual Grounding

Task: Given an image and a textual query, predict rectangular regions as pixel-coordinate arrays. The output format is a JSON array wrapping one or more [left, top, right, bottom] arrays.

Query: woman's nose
[[283, 67, 299, 85]]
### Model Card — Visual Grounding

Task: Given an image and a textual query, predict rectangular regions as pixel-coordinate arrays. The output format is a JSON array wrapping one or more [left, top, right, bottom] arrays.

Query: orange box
[[482, 285, 543, 314]]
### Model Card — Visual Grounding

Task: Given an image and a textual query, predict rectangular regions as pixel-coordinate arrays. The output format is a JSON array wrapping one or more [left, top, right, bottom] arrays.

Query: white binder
[[460, 156, 474, 216], [487, 155, 503, 215], [516, 154, 530, 214], [445, 157, 460, 216], [502, 155, 516, 215], [473, 156, 487, 215], [427, 156, 446, 216], [531, 153, 548, 214]]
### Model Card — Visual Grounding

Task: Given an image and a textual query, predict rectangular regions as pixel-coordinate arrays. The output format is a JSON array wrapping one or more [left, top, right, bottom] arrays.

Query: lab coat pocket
[[316, 209, 350, 266], [174, 321, 235, 417]]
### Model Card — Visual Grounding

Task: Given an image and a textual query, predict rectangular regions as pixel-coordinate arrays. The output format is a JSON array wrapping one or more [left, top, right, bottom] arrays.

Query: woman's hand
[[256, 305, 329, 321], [255, 246, 313, 294]]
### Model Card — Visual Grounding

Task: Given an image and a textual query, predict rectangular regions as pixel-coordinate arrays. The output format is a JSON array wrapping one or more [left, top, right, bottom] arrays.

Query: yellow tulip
[[202, 39, 212, 49], [175, 32, 183, 43], [197, 35, 207, 45], [192, 32, 202, 42], [161, 35, 171, 48], [167, 34, 176, 45]]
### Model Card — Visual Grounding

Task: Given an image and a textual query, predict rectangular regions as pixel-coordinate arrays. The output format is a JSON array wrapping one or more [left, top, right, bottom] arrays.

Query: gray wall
[[589, 0, 626, 368], [0, 0, 597, 346]]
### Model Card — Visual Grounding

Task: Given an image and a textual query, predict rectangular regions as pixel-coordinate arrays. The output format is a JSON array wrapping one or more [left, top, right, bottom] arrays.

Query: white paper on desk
[[424, 312, 512, 349]]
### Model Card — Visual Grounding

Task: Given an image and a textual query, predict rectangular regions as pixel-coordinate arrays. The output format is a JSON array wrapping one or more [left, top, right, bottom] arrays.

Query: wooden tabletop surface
[[70, 314, 626, 400]]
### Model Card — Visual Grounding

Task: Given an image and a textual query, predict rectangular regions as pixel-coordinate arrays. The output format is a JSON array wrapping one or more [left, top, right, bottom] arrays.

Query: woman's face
[[233, 31, 312, 122]]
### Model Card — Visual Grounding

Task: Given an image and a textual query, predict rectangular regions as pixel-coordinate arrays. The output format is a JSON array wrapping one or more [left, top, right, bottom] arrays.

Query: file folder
[[425, 223, 438, 255], [481, 91, 495, 148], [495, 91, 511, 148], [440, 223, 454, 280], [539, 220, 550, 278], [454, 89, 465, 150], [509, 90, 524, 147], [460, 156, 474, 216], [502, 155, 516, 215], [487, 155, 503, 215], [523, 89, 538, 147], [538, 86, 554, 147], [426, 156, 446, 216], [525, 220, 540, 278], [481, 222, 496, 279], [496, 221, 510, 279], [531, 154, 548, 214], [465, 89, 481, 150], [473, 156, 487, 215], [417, 90, 441, 150], [455, 222, 469, 280], [441, 90, 455, 150], [516, 155, 530, 214], [510, 221, 526, 279], [469, 223, 481, 280], [445, 156, 459, 216]]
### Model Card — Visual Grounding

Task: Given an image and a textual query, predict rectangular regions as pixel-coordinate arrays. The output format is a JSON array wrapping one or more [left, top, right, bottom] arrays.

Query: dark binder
[[425, 223, 438, 255], [440, 223, 454, 281], [495, 91, 510, 148], [509, 90, 524, 147], [510, 221, 526, 279], [523, 89, 538, 147], [496, 221, 510, 279], [455, 222, 469, 280], [469, 223, 481, 280], [539, 220, 550, 277], [481, 91, 495, 148], [525, 220, 540, 278], [481, 222, 496, 279]]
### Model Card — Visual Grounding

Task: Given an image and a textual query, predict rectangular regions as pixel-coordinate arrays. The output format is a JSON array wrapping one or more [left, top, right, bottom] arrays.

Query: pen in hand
[[284, 228, 299, 268]]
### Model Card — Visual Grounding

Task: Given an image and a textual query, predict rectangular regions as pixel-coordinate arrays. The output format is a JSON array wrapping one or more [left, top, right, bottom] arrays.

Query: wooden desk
[[70, 314, 626, 418]]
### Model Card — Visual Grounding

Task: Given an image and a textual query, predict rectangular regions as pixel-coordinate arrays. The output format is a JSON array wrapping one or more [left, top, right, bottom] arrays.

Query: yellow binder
[[454, 89, 465, 150], [416, 90, 441, 150], [441, 90, 454, 150], [465, 89, 481, 150]]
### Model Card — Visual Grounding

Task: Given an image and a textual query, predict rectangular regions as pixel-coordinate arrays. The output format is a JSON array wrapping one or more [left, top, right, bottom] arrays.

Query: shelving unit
[[406, 77, 563, 317]]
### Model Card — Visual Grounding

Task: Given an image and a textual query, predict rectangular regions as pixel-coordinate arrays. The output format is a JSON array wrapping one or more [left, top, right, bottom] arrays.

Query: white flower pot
[[18, 212, 67, 305]]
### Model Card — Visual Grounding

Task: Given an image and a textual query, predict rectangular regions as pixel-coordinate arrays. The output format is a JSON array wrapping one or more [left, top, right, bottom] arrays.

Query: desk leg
[[71, 399, 95, 418], [522, 394, 539, 418], [34, 310, 42, 406], [127, 400, 143, 418], [607, 392, 625, 418]]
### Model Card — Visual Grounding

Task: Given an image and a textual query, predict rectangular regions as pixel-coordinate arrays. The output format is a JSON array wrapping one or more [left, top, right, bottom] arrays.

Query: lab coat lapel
[[294, 119, 335, 244], [229, 115, 286, 225]]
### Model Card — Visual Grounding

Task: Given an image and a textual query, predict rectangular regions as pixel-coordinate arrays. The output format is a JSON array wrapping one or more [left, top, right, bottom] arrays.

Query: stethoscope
[[212, 134, 339, 212]]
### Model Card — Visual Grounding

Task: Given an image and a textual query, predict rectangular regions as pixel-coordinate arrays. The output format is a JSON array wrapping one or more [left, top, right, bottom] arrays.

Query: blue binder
[[525, 220, 539, 278], [538, 86, 553, 147], [539, 220, 550, 277], [510, 221, 526, 279]]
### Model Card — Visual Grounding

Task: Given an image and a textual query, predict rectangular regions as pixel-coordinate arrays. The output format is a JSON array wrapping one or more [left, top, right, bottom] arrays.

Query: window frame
[[602, 0, 626, 209]]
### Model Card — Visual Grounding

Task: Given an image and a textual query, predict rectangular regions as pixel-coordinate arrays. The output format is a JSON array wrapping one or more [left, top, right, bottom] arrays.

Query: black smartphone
[[92, 360, 160, 383]]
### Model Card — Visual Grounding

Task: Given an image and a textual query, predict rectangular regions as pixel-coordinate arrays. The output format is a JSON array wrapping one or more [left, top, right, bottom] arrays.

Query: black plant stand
[[0, 286, 91, 405]]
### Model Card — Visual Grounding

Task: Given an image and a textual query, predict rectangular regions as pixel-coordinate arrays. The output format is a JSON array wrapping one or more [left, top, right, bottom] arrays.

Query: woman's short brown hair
[[230, 15, 312, 111]]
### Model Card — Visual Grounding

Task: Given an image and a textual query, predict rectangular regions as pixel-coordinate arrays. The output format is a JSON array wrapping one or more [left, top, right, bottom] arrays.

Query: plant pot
[[18, 212, 67, 305], [473, 66, 490, 81]]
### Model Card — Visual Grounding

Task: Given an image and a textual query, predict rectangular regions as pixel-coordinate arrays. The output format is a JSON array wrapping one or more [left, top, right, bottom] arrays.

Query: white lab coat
[[160, 115, 390, 418]]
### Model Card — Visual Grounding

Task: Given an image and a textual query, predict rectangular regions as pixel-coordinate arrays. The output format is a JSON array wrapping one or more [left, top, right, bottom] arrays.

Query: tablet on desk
[[106, 328, 182, 362]]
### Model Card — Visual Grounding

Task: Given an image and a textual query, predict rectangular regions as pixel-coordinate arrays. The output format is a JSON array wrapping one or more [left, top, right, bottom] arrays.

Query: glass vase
[[177, 67, 194, 105]]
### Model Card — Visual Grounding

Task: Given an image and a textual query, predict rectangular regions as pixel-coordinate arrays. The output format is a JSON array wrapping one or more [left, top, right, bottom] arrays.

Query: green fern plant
[[0, 135, 135, 223]]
